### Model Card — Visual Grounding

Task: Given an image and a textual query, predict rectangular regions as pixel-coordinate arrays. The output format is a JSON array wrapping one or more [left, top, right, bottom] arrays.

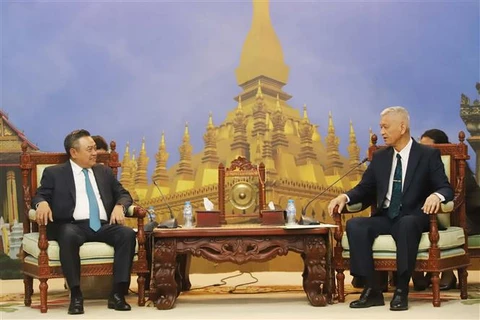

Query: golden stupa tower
[[125, 0, 365, 271]]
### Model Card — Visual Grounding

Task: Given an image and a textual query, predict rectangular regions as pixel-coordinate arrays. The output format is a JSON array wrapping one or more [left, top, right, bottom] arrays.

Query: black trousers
[[346, 212, 429, 289], [47, 221, 136, 289]]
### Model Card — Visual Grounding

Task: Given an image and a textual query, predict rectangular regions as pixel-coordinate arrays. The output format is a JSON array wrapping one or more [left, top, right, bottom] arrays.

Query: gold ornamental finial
[[161, 131, 166, 147], [207, 112, 214, 128], [141, 137, 146, 151], [276, 94, 281, 111], [237, 96, 243, 110], [303, 104, 309, 120], [184, 122, 190, 138], [256, 80, 263, 99], [235, 0, 289, 85], [328, 111, 337, 134]]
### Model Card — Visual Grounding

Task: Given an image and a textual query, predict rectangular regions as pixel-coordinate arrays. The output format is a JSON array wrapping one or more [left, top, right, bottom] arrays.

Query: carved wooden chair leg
[[336, 270, 345, 302], [23, 275, 33, 306], [39, 278, 49, 313], [430, 271, 441, 307], [137, 274, 146, 306], [458, 267, 468, 300]]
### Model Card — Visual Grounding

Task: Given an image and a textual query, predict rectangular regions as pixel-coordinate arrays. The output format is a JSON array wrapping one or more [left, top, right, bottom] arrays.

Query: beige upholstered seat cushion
[[22, 232, 139, 261], [341, 226, 465, 252], [341, 247, 466, 260]]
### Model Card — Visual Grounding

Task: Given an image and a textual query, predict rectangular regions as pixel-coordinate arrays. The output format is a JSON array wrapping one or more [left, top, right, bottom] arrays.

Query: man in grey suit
[[33, 129, 136, 314], [328, 106, 453, 311]]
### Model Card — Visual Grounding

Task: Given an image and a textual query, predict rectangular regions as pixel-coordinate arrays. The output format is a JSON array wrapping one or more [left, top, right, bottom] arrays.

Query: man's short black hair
[[64, 129, 91, 157]]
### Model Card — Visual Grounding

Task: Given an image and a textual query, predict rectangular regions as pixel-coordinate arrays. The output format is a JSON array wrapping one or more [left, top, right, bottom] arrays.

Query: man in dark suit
[[328, 106, 453, 311], [33, 129, 136, 315]]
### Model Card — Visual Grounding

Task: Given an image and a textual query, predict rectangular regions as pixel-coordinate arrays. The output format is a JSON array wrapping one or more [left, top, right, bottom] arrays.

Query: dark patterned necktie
[[82, 169, 101, 231], [388, 154, 402, 219]]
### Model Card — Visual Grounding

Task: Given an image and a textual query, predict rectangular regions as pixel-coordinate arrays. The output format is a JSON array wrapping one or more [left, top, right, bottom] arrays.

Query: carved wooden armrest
[[126, 205, 146, 219]]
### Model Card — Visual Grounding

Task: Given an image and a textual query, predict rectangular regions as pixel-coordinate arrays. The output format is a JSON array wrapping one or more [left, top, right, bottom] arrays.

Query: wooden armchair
[[218, 156, 266, 224], [332, 132, 470, 307], [20, 141, 149, 313]]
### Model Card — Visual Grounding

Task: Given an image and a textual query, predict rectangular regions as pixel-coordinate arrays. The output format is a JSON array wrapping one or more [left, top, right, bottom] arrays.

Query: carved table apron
[[149, 226, 332, 310]]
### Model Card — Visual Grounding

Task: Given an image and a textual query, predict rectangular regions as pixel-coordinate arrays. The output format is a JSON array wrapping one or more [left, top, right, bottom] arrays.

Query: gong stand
[[218, 156, 266, 224]]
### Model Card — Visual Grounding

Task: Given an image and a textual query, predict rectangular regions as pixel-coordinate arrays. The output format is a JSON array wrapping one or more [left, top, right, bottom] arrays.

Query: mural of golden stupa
[[120, 0, 367, 271]]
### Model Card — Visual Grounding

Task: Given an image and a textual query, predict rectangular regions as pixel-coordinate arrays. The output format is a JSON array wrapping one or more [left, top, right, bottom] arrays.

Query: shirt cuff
[[343, 194, 350, 204], [433, 192, 445, 202]]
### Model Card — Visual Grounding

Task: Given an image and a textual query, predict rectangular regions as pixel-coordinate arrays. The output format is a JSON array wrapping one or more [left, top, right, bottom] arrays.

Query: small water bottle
[[183, 201, 193, 228], [286, 199, 297, 225]]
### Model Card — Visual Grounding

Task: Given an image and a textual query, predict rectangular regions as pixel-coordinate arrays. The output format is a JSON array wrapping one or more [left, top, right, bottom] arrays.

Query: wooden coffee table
[[149, 225, 333, 309]]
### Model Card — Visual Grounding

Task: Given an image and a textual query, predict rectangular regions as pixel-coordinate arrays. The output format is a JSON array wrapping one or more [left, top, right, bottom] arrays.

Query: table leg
[[176, 253, 191, 292], [302, 236, 328, 306], [152, 239, 178, 310]]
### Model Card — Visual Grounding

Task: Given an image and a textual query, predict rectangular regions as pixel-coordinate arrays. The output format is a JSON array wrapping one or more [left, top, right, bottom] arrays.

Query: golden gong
[[229, 181, 255, 210]]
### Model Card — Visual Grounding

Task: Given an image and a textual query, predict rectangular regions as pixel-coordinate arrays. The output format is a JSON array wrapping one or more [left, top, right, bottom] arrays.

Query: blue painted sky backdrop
[[2, 0, 479, 175]]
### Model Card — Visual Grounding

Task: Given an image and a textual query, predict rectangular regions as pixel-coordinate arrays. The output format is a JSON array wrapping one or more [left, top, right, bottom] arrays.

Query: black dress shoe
[[349, 287, 385, 308], [390, 289, 408, 311], [68, 296, 84, 315], [108, 293, 131, 311], [439, 272, 457, 291], [412, 272, 430, 291]]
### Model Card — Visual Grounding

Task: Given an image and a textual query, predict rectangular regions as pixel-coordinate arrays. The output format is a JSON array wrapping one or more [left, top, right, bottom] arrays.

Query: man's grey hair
[[381, 106, 410, 129]]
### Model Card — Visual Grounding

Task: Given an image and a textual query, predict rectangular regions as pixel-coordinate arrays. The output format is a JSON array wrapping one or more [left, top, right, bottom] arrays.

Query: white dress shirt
[[70, 160, 108, 221]]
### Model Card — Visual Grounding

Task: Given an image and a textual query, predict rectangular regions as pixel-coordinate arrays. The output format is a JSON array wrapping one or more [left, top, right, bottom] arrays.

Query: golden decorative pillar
[[262, 130, 277, 176], [152, 132, 170, 187], [460, 82, 480, 178], [251, 81, 268, 138], [230, 97, 250, 161], [129, 151, 139, 201], [135, 138, 149, 186], [120, 142, 132, 188], [271, 94, 288, 150], [174, 123, 195, 192], [6, 171, 19, 223], [201, 113, 220, 166], [297, 105, 317, 165], [347, 120, 363, 181], [254, 136, 263, 165], [325, 111, 343, 175]]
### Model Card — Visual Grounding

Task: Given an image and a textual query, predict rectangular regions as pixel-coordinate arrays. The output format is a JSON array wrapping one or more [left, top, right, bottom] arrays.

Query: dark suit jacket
[[346, 139, 453, 216], [32, 161, 132, 226]]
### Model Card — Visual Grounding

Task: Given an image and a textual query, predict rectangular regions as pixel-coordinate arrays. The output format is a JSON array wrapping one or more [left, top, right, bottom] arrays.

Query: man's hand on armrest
[[328, 194, 348, 217], [36, 201, 53, 225]]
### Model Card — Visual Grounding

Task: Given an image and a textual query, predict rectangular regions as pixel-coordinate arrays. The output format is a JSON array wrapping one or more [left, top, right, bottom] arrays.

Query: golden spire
[[347, 120, 362, 180], [369, 127, 374, 146], [328, 111, 334, 133], [152, 131, 170, 186], [236, 96, 244, 114], [303, 104, 309, 121], [135, 137, 149, 186], [177, 122, 194, 178], [202, 113, 219, 165], [161, 131, 166, 147], [207, 111, 214, 129], [120, 142, 131, 188], [325, 112, 342, 175], [275, 94, 281, 111], [183, 122, 190, 140], [235, 0, 289, 85], [256, 80, 264, 99]]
